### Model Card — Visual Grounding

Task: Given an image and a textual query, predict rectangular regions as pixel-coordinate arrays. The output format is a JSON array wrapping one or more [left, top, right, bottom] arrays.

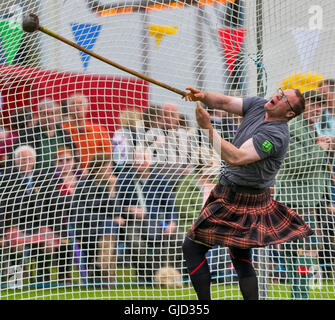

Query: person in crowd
[[62, 93, 112, 176], [36, 146, 82, 284], [70, 153, 119, 288], [142, 104, 164, 132], [115, 147, 184, 282], [175, 147, 220, 233], [12, 98, 75, 171], [315, 79, 335, 205], [154, 102, 191, 182], [275, 90, 332, 299], [0, 125, 15, 173], [112, 109, 144, 173], [142, 104, 167, 167], [0, 145, 60, 285], [316, 79, 335, 138]]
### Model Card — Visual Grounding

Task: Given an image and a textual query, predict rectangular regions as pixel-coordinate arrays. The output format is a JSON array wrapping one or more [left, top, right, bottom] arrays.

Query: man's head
[[67, 93, 90, 122], [265, 88, 305, 121], [318, 79, 335, 112], [302, 90, 324, 124], [38, 98, 61, 129], [143, 104, 163, 129], [55, 146, 76, 174], [14, 145, 36, 175], [162, 102, 180, 130]]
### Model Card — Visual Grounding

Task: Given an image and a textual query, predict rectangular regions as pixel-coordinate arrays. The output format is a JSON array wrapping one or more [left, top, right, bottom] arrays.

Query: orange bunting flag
[[218, 28, 247, 73]]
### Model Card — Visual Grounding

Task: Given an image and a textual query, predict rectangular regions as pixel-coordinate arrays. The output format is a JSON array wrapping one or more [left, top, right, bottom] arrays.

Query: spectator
[[274, 90, 331, 299], [142, 104, 166, 166], [0, 145, 60, 285], [316, 79, 335, 137], [60, 99, 71, 123], [0, 125, 15, 172], [62, 93, 112, 175], [115, 147, 184, 282], [112, 109, 144, 173], [36, 146, 82, 284], [175, 147, 220, 233], [156, 102, 191, 182], [12, 98, 75, 171], [70, 153, 119, 288], [142, 103, 164, 131]]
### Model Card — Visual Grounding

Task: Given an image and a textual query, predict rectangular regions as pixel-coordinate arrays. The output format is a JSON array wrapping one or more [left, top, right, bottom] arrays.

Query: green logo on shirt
[[262, 140, 273, 152]]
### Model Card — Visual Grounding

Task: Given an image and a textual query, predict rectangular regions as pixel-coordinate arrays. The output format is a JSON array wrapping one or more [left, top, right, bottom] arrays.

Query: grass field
[[1, 266, 335, 300], [1, 281, 335, 300]]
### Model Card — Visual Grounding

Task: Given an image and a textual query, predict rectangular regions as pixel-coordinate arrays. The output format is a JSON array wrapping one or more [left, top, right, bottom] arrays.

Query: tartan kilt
[[187, 182, 314, 249]]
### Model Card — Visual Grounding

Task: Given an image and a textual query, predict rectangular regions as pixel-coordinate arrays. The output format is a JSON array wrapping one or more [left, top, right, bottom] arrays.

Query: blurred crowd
[[0, 92, 226, 288]]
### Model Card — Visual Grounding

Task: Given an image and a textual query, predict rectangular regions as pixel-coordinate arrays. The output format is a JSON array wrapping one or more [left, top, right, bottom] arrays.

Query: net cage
[[0, 0, 334, 300]]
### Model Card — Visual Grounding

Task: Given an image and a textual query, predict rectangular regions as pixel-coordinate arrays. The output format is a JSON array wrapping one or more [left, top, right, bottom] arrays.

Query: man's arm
[[185, 87, 243, 116], [196, 103, 260, 166]]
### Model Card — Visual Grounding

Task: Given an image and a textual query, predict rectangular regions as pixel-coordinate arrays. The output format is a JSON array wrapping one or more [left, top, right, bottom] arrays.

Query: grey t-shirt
[[219, 96, 290, 188]]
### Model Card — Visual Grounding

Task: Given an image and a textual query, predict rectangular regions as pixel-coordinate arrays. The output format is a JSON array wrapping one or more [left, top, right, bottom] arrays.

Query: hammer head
[[22, 13, 39, 33]]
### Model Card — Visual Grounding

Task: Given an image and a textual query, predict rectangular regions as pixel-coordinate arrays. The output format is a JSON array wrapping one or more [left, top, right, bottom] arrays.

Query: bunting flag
[[0, 20, 24, 65], [70, 23, 102, 70], [148, 25, 178, 48], [278, 72, 323, 93], [218, 28, 247, 73], [291, 29, 321, 72]]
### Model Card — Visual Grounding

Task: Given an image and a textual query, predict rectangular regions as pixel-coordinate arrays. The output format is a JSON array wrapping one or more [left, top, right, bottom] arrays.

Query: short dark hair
[[303, 90, 324, 105], [319, 79, 335, 92], [292, 89, 305, 117]]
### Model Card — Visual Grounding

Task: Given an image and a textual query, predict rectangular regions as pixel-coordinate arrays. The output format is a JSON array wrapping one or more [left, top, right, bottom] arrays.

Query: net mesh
[[0, 0, 334, 300]]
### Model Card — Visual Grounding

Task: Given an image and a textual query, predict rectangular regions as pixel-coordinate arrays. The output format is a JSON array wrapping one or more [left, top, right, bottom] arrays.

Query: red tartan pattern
[[187, 183, 313, 249]]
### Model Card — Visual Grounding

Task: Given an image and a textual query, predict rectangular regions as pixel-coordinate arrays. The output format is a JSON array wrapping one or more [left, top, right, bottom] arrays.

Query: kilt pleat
[[187, 183, 314, 249]]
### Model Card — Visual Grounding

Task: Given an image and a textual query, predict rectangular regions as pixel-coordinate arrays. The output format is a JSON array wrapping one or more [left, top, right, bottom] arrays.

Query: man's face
[[56, 149, 74, 174], [163, 104, 179, 130], [15, 150, 35, 174], [302, 100, 323, 124], [265, 89, 299, 118], [318, 85, 335, 109], [68, 96, 89, 121], [39, 104, 60, 127]]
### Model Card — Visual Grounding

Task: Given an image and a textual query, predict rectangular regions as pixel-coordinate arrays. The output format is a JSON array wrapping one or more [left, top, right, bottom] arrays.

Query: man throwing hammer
[[182, 87, 313, 300]]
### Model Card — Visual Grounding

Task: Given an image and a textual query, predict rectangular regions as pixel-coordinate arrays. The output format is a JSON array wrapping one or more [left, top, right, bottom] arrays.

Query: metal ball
[[21, 13, 39, 33]]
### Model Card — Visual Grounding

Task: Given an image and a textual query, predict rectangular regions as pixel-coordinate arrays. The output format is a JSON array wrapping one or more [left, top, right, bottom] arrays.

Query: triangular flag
[[71, 23, 102, 70], [0, 20, 24, 65], [291, 29, 321, 72], [148, 25, 178, 48], [218, 28, 247, 73]]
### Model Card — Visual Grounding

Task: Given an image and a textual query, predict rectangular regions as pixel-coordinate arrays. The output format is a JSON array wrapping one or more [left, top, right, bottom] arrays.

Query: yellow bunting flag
[[278, 72, 324, 93], [148, 25, 178, 48]]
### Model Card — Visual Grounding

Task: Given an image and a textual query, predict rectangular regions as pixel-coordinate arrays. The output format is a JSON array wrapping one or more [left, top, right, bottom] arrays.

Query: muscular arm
[[206, 125, 261, 166], [196, 102, 260, 166], [185, 87, 243, 116]]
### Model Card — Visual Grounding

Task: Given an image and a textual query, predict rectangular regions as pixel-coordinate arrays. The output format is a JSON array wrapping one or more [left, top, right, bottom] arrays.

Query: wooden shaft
[[38, 25, 187, 97]]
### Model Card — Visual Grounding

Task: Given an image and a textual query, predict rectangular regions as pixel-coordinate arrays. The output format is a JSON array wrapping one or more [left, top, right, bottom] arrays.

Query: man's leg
[[229, 247, 259, 300], [182, 237, 211, 300]]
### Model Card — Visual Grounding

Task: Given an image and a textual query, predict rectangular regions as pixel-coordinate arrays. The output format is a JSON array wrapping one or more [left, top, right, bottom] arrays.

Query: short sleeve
[[242, 97, 268, 116], [253, 128, 288, 160]]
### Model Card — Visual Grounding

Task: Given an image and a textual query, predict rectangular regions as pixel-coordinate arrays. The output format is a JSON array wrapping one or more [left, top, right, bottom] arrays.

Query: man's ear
[[287, 110, 296, 119]]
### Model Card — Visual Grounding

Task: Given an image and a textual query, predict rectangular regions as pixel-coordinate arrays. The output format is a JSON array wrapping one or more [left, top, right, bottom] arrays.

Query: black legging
[[182, 237, 259, 300]]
